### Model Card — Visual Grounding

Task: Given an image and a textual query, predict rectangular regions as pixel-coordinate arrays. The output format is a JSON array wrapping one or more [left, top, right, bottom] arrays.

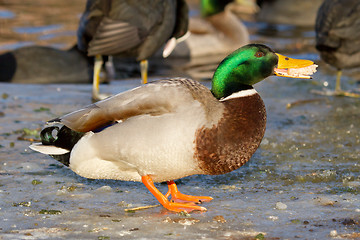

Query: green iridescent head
[[211, 44, 318, 99], [201, 0, 233, 17], [211, 44, 278, 99]]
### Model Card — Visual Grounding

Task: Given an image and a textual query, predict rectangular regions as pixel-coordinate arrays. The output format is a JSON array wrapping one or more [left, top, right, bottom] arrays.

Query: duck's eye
[[255, 51, 264, 58]]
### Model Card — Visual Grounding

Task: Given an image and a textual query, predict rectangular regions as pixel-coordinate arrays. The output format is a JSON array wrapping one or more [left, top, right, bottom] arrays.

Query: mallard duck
[[201, 0, 249, 48], [30, 44, 317, 213], [178, 0, 249, 58], [168, 0, 249, 79], [77, 0, 188, 100], [315, 0, 360, 98]]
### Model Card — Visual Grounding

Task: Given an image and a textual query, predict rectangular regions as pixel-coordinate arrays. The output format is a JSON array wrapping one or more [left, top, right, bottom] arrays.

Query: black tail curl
[[40, 125, 85, 166]]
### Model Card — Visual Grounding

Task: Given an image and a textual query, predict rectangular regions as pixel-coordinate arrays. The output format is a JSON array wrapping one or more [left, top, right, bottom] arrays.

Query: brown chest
[[194, 93, 266, 175]]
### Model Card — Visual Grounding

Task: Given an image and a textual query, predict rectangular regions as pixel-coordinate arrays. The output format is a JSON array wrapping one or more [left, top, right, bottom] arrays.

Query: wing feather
[[87, 18, 141, 56], [53, 79, 206, 132]]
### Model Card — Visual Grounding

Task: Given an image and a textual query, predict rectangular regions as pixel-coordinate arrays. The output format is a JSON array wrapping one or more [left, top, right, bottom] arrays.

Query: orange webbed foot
[[142, 176, 208, 213], [167, 180, 213, 204]]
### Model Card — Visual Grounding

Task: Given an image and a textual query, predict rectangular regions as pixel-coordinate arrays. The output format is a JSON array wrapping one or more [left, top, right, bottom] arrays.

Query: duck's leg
[[167, 180, 213, 203], [334, 70, 342, 93], [142, 175, 207, 213], [334, 70, 360, 98], [104, 55, 115, 83], [312, 70, 360, 98], [92, 55, 103, 101], [140, 59, 148, 84], [92, 55, 111, 101]]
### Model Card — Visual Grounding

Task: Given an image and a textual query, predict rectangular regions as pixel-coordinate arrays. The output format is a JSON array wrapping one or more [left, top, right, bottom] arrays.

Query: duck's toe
[[163, 201, 207, 213], [167, 180, 213, 204], [311, 89, 360, 98], [170, 194, 213, 204]]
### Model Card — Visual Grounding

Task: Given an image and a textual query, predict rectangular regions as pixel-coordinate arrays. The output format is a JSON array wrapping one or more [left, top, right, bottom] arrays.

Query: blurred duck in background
[[182, 0, 249, 58], [315, 0, 360, 98], [77, 0, 189, 100], [0, 46, 91, 84], [200, 0, 249, 47], [170, 0, 250, 79], [256, 0, 323, 27]]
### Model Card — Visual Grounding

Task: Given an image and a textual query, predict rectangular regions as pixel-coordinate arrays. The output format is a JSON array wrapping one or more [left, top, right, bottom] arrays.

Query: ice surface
[[0, 70, 359, 239], [2, 2, 358, 238]]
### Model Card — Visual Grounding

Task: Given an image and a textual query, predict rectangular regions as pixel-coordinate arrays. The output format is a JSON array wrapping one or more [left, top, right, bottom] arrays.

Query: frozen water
[[1, 0, 360, 237], [0, 65, 359, 239]]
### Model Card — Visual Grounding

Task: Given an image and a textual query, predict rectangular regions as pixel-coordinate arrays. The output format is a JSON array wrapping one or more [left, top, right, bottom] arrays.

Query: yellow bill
[[274, 53, 318, 79]]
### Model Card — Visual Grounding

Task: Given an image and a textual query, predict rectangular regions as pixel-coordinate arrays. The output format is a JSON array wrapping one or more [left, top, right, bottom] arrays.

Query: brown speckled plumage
[[194, 92, 266, 175]]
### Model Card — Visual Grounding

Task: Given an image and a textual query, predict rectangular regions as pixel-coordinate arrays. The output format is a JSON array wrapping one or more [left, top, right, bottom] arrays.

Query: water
[[0, 9, 15, 19], [0, 0, 85, 53], [0, 1, 360, 239]]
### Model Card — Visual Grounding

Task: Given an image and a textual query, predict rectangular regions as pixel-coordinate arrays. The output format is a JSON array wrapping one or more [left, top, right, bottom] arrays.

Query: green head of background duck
[[201, 0, 233, 17]]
